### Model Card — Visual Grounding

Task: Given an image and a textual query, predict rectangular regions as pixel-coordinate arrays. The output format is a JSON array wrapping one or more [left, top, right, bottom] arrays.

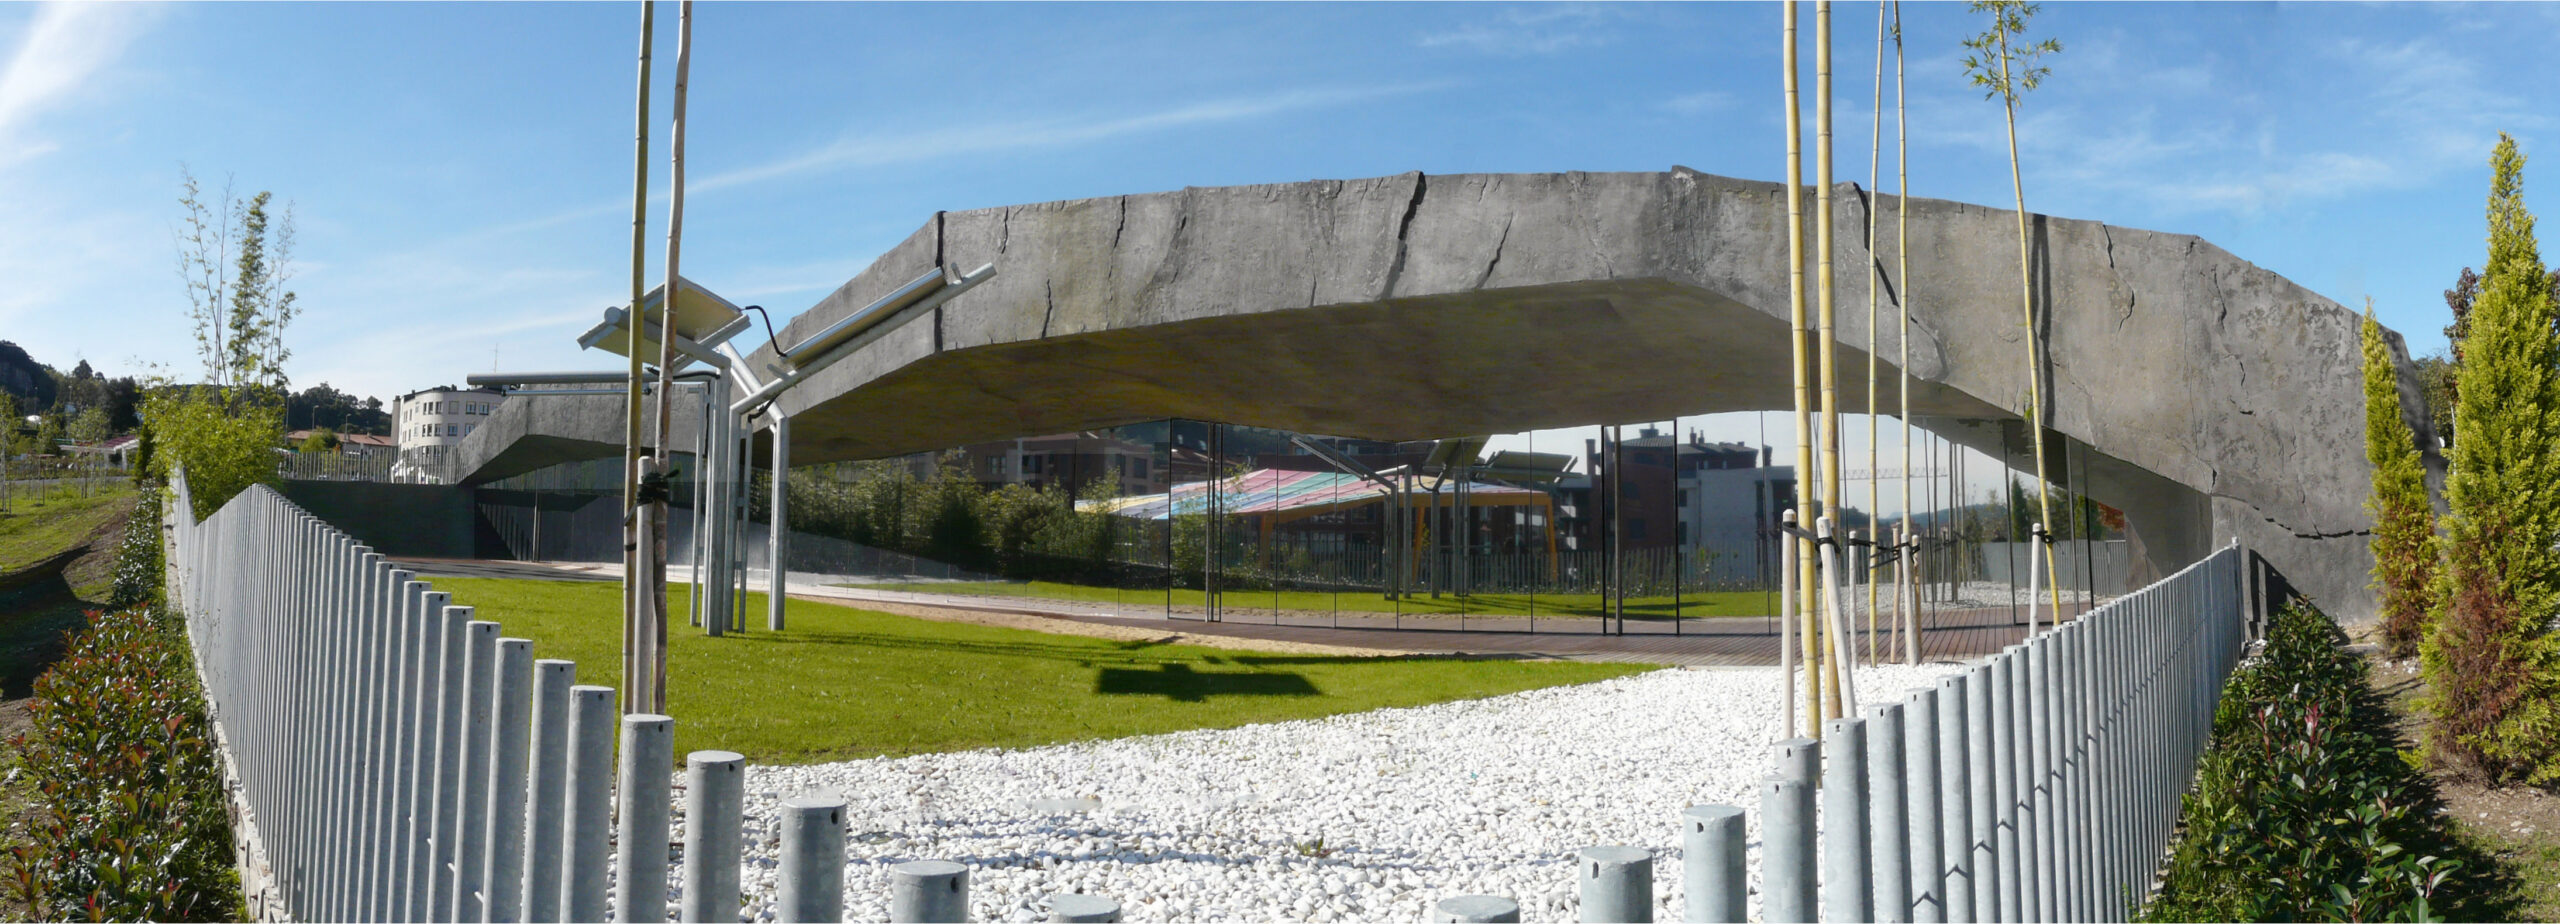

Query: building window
[[1025, 456, 1043, 474], [447, 424, 459, 437], [464, 423, 475, 436]]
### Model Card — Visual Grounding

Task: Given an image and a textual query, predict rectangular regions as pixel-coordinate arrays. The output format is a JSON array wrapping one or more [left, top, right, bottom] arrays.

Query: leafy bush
[[106, 481, 165, 609], [2145, 600, 2495, 922], [140, 385, 280, 522], [6, 604, 243, 922]]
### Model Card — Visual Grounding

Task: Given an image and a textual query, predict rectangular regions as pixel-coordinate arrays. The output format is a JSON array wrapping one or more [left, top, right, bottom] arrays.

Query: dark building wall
[[276, 480, 482, 558]]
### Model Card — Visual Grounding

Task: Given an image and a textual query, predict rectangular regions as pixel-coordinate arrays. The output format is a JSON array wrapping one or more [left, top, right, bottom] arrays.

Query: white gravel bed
[[653, 662, 1968, 922]]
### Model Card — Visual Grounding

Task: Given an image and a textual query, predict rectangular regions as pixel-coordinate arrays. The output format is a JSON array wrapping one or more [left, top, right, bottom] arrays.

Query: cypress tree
[[2361, 300, 2435, 659], [2421, 133, 2560, 782]]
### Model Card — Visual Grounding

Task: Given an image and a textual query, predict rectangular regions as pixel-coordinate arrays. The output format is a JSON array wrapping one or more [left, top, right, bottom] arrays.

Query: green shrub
[[6, 605, 242, 922], [106, 481, 165, 609], [141, 386, 280, 522], [2145, 600, 2490, 922], [2362, 303, 2437, 660]]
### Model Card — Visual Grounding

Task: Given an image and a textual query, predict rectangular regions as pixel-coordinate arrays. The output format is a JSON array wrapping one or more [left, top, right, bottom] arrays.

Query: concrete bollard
[[1761, 776, 1816, 924], [1576, 845, 1653, 923], [1681, 805, 1745, 923], [613, 714, 675, 923], [1773, 737, 1820, 783], [1866, 702, 1911, 924], [451, 620, 500, 924], [1821, 716, 1873, 924], [888, 860, 969, 923], [1938, 674, 1976, 924], [520, 660, 575, 923], [482, 638, 535, 924], [1431, 895, 1521, 923], [1905, 688, 1945, 924], [680, 751, 746, 923], [778, 795, 847, 923], [561, 686, 615, 922]]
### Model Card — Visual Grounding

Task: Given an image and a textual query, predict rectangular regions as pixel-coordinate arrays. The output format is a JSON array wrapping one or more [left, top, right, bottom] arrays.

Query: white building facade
[[390, 386, 505, 483]]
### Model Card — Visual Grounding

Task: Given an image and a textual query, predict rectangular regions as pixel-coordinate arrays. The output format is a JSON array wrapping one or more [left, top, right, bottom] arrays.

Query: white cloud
[[1417, 6, 1618, 56], [0, 2, 154, 164]]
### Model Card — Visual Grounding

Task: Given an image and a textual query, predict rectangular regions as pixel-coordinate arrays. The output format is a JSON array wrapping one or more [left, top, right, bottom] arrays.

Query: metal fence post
[[778, 794, 847, 923], [614, 714, 675, 923], [680, 751, 746, 923], [1822, 715, 1872, 924], [1989, 653, 2021, 924], [1940, 673, 1976, 924], [888, 860, 969, 923], [1681, 805, 1744, 923], [521, 660, 575, 923], [482, 638, 536, 923], [562, 686, 617, 922], [2027, 636, 2055, 922], [1576, 845, 1652, 923], [452, 619, 500, 923], [424, 592, 465, 923]]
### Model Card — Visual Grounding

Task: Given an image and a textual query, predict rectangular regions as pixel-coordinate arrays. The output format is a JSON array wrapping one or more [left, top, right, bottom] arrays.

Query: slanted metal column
[[768, 412, 790, 630]]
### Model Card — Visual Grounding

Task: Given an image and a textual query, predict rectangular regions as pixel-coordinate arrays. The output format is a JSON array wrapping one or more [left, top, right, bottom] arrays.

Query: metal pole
[[1990, 652, 2021, 923], [1941, 673, 1978, 924], [778, 795, 847, 923], [1821, 715, 1872, 924], [769, 413, 790, 630], [680, 751, 746, 922], [1682, 805, 1746, 923], [427, 599, 469, 923], [452, 620, 501, 923], [614, 714, 675, 923], [2028, 638, 2056, 922], [1578, 845, 1653, 923], [1906, 688, 1944, 924], [620, 0, 653, 722]]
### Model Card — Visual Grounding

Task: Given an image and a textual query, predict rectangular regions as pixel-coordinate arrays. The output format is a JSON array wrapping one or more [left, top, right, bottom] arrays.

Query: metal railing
[[169, 465, 2246, 923]]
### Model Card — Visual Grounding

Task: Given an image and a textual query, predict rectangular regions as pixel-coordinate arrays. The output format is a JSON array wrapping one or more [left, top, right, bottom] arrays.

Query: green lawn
[[0, 482, 133, 576], [833, 579, 1776, 620], [435, 576, 1656, 764]]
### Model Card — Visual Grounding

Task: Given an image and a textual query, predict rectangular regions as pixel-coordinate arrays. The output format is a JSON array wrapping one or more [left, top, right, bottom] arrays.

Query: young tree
[[1963, 0, 2066, 626], [0, 391, 15, 511], [175, 168, 297, 397], [2422, 134, 2560, 782], [68, 406, 110, 498], [2363, 300, 2437, 659]]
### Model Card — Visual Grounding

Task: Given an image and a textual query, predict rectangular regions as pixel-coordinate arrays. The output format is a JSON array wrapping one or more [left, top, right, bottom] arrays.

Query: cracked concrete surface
[[452, 167, 2437, 624]]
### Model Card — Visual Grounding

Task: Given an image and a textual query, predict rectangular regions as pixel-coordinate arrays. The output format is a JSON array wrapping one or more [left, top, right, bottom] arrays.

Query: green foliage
[[2363, 303, 2439, 659], [2145, 601, 2480, 923], [176, 168, 297, 393], [1961, 1, 2062, 107], [2420, 134, 2560, 783], [6, 605, 244, 922], [298, 426, 338, 454], [141, 385, 281, 522], [108, 483, 164, 609], [784, 458, 1134, 584]]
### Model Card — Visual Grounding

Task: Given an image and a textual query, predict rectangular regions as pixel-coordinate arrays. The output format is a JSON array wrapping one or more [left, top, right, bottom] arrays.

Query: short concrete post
[[613, 714, 675, 923], [1905, 688, 1945, 924], [1762, 776, 1816, 923], [1576, 845, 1653, 923], [777, 794, 847, 923], [1939, 674, 1976, 924], [1773, 737, 1820, 783], [1866, 702, 1911, 924], [520, 660, 574, 923], [561, 686, 615, 922], [1431, 895, 1521, 923], [680, 751, 746, 923], [482, 638, 535, 923], [888, 860, 969, 923], [1822, 716, 1873, 924], [1681, 805, 1745, 923]]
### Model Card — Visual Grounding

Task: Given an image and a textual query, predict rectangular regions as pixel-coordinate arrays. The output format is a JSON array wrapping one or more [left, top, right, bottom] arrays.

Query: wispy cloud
[[1417, 6, 1619, 56], [0, 2, 154, 164], [1658, 91, 1731, 117], [471, 81, 1456, 242]]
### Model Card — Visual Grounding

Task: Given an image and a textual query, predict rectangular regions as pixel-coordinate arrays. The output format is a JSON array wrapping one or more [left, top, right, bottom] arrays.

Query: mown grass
[[436, 576, 1657, 765], [0, 482, 132, 576], [833, 579, 1776, 620]]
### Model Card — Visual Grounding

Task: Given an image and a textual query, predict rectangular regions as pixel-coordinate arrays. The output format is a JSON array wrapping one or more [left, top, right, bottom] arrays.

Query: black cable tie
[[636, 469, 674, 506]]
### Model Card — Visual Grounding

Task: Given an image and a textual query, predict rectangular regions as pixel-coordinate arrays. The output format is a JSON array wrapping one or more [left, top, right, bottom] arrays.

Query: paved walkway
[[391, 557, 2090, 667]]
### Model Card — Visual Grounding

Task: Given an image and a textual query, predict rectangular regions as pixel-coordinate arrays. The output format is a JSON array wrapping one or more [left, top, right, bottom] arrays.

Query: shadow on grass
[[1095, 663, 1321, 702], [742, 628, 1549, 670], [2346, 656, 2526, 922]]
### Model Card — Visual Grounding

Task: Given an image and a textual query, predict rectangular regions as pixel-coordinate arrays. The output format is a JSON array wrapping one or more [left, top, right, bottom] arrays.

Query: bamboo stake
[[1865, 0, 1884, 666], [1783, 0, 1821, 738], [1894, 0, 1915, 665], [648, 0, 694, 713], [620, 0, 653, 717], [1816, 0, 1843, 719], [1991, 15, 2065, 629]]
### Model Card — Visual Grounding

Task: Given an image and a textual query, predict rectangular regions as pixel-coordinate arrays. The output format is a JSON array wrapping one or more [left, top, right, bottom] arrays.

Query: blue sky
[[0, 1, 2548, 507]]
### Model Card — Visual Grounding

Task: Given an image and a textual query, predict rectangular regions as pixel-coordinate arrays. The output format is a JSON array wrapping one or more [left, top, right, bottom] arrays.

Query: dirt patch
[[2364, 646, 2560, 919], [789, 593, 1416, 658]]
